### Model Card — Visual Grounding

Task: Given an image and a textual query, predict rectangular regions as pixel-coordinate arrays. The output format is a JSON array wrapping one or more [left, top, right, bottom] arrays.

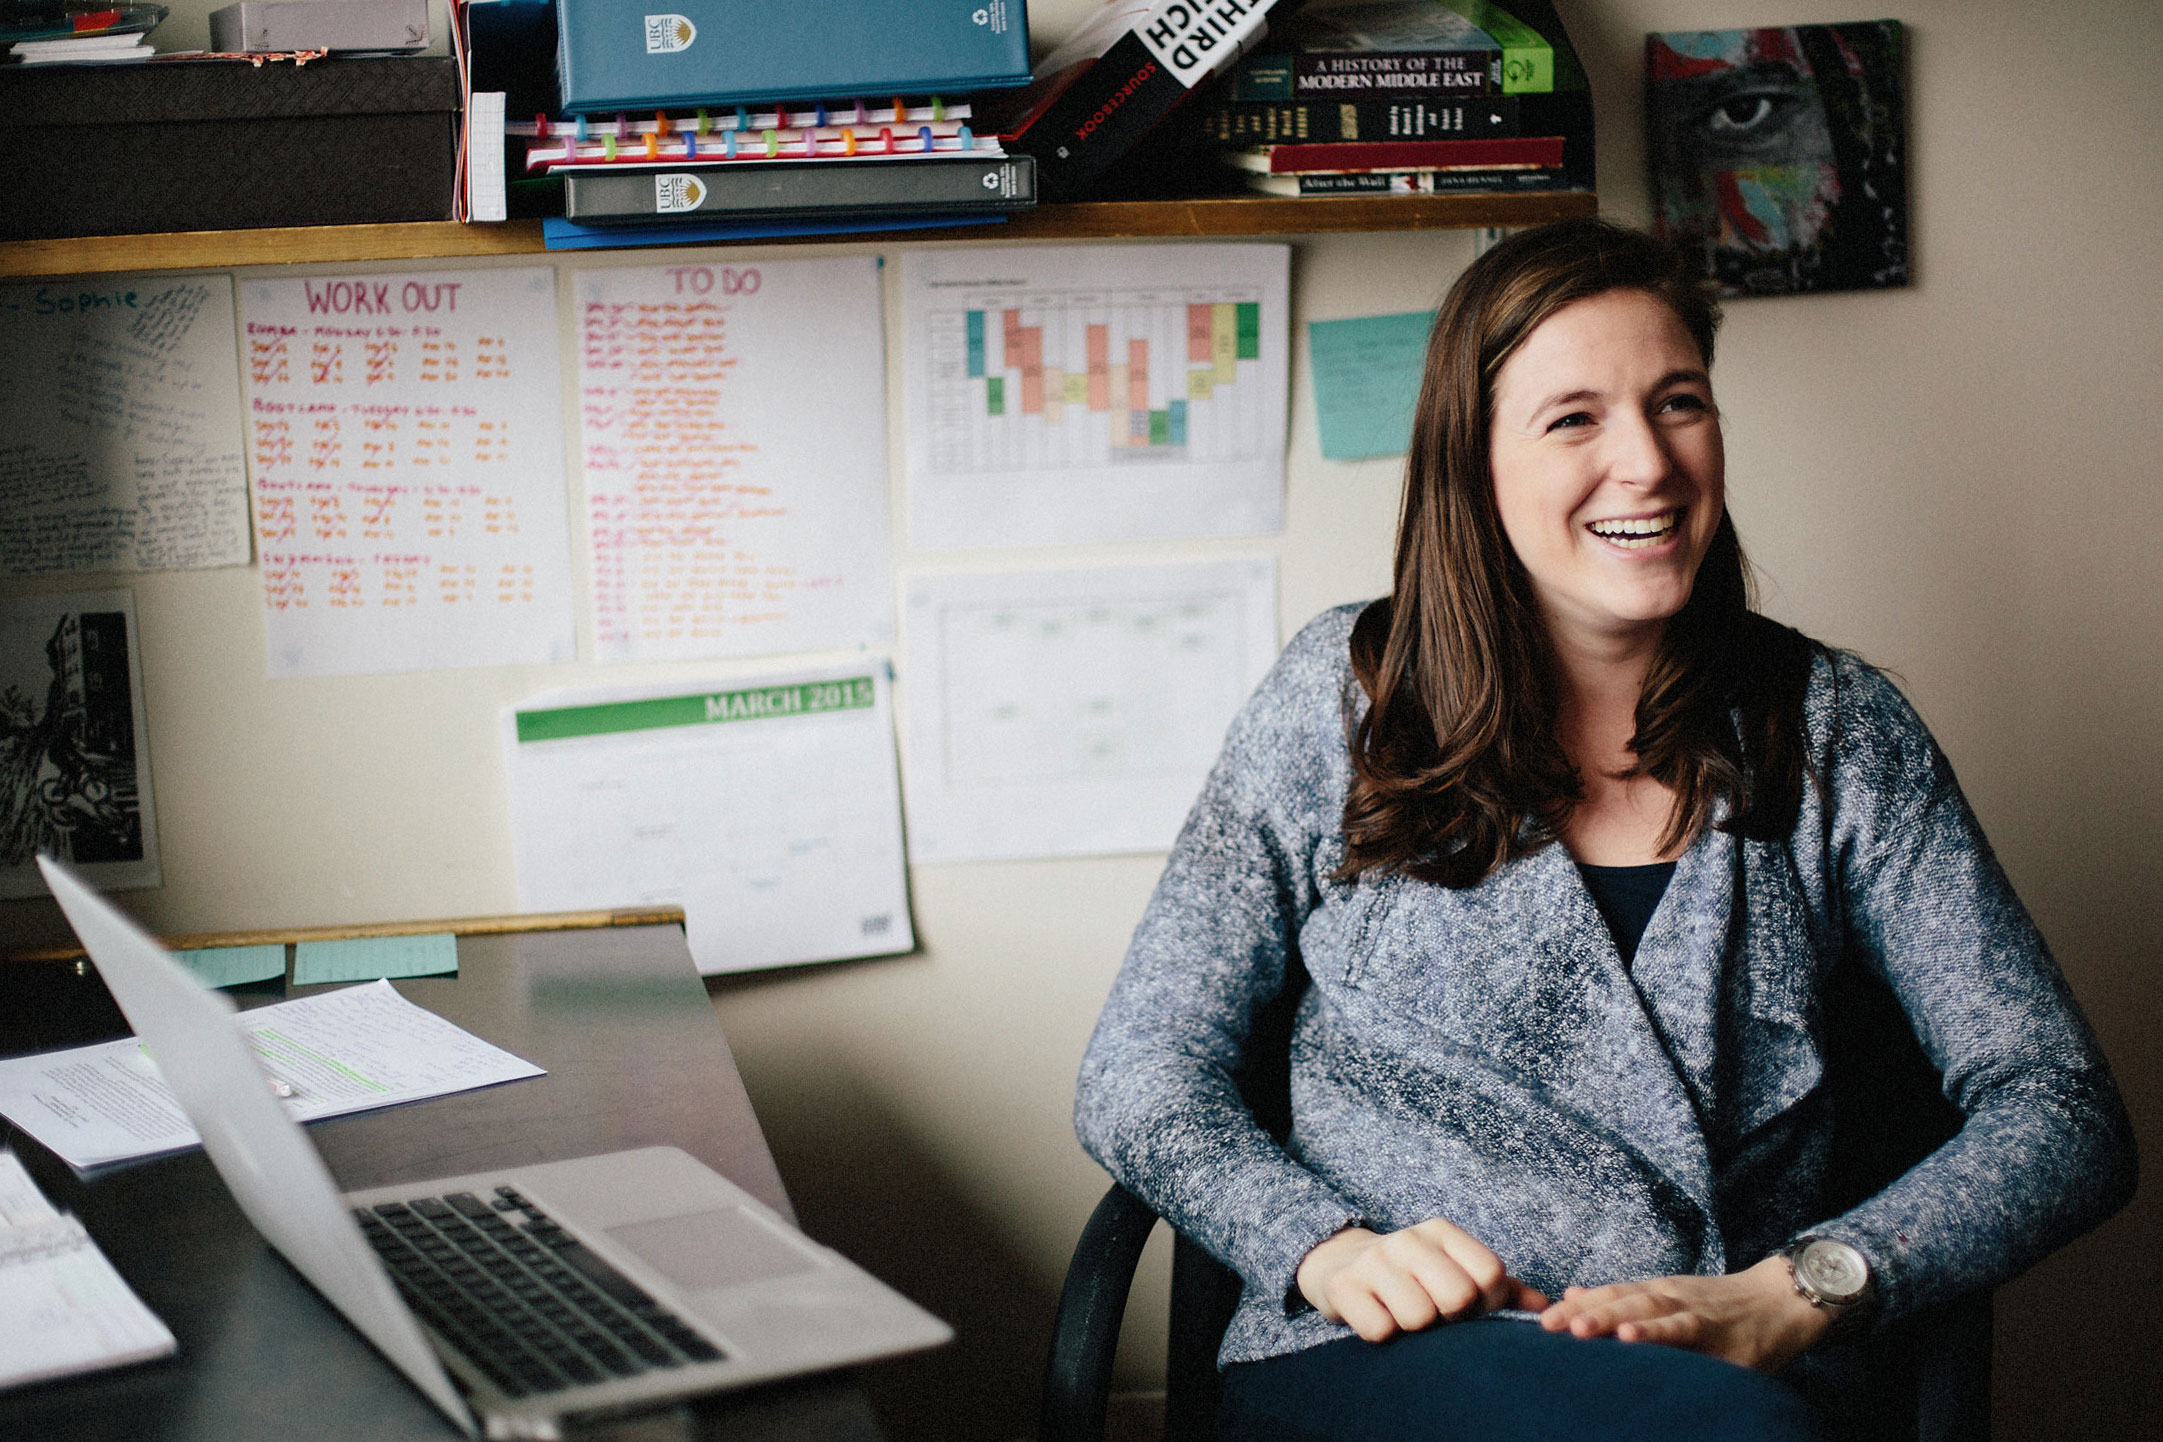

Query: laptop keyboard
[[354, 1186, 725, 1399]]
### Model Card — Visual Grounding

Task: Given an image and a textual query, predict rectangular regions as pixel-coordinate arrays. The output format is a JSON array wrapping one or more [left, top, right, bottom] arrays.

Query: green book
[[1233, 0, 1583, 101]]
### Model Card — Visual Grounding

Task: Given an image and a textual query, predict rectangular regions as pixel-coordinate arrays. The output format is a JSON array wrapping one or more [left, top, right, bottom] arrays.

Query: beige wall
[[3, 0, 2156, 1436]]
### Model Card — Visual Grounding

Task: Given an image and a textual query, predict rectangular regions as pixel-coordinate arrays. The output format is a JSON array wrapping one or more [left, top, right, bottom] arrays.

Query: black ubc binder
[[562, 154, 1035, 225]]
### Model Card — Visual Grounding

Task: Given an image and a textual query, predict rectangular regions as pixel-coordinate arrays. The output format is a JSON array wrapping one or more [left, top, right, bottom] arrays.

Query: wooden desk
[[0, 921, 885, 1442]]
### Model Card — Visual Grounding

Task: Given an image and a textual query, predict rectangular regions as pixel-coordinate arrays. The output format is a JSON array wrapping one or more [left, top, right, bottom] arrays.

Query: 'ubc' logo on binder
[[644, 13, 696, 52], [656, 174, 708, 213]]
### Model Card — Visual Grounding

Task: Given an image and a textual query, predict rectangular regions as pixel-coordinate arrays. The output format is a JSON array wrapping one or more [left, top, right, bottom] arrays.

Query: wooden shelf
[[4, 904, 687, 964], [0, 190, 1595, 278]]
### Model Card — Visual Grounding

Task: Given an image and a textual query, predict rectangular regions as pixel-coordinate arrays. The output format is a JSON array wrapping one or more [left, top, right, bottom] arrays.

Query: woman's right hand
[[1296, 1220, 1550, 1342]]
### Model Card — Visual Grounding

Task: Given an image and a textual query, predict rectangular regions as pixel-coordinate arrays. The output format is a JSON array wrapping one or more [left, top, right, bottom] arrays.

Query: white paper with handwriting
[[0, 274, 250, 576]]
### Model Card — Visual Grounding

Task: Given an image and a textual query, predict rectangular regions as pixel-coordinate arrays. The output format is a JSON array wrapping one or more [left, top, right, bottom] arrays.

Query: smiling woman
[[1072, 219, 2136, 1442]]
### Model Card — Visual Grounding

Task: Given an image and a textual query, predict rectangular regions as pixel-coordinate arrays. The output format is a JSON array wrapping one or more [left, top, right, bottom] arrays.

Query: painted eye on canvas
[[1707, 94, 1781, 133]]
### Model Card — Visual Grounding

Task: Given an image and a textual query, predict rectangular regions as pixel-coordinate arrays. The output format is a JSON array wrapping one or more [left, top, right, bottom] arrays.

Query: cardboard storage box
[[0, 57, 458, 242]]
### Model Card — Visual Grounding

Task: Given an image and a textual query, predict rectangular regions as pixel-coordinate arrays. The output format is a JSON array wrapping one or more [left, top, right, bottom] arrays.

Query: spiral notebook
[[0, 1152, 176, 1391]]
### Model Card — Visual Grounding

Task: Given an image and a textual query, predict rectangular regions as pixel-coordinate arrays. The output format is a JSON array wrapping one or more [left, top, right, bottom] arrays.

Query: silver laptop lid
[[38, 856, 477, 1437]]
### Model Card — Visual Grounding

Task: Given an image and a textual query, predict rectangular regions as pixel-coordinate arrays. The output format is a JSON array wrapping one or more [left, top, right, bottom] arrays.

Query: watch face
[[1796, 1240, 1869, 1303]]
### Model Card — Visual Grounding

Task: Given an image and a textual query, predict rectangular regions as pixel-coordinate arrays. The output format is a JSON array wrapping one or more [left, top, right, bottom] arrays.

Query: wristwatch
[[1781, 1237, 1876, 1330]]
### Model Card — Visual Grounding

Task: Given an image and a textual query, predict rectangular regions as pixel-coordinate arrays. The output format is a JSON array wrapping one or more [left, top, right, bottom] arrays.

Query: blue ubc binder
[[556, 0, 1031, 113]]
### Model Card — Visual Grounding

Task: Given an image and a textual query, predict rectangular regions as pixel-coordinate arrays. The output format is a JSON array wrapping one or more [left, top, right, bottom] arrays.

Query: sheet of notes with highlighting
[[238, 268, 576, 677]]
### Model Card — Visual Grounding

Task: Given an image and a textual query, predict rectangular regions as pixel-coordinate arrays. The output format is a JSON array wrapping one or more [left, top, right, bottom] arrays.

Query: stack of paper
[[10, 33, 154, 62], [0, 980, 545, 1170], [0, 1151, 175, 1390]]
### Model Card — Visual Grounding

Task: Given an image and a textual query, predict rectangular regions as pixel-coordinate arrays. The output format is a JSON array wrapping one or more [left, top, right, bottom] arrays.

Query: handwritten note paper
[[575, 257, 893, 662], [1307, 311, 1435, 461], [239, 268, 576, 677], [0, 275, 250, 575]]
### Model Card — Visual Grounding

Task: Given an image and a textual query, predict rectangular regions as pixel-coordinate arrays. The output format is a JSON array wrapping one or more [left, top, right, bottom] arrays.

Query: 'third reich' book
[[986, 0, 1291, 200], [555, 0, 1031, 114], [564, 153, 1036, 223]]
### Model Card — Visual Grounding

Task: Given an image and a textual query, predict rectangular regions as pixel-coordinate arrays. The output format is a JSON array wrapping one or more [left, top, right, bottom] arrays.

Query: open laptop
[[37, 856, 951, 1441]]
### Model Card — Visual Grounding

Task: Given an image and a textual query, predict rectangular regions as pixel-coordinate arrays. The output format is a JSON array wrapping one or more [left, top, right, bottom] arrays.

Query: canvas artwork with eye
[[1646, 19, 1908, 297]]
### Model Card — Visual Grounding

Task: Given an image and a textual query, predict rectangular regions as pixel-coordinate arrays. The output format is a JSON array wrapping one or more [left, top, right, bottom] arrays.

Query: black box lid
[[0, 56, 459, 127]]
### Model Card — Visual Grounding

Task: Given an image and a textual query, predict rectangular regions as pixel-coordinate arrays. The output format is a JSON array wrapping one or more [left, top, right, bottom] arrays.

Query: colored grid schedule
[[904, 245, 1289, 550], [930, 290, 1266, 472]]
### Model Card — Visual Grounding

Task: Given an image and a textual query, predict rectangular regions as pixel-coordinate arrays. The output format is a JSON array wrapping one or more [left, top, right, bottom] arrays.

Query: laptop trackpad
[[605, 1207, 820, 1293]]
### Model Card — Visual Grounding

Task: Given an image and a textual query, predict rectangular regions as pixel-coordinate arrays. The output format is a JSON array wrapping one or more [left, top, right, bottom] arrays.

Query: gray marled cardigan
[[1075, 604, 2135, 1367]]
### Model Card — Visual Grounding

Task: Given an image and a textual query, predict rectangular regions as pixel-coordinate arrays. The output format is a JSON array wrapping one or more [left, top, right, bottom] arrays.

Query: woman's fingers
[[1407, 1218, 1514, 1311], [1366, 1263, 1445, 1333], [1615, 1312, 1703, 1346], [1541, 1280, 1682, 1336], [1331, 1281, 1404, 1343], [1298, 1218, 1546, 1343]]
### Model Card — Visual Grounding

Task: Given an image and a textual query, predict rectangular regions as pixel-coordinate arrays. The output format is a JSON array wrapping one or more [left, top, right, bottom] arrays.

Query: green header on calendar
[[517, 677, 876, 742]]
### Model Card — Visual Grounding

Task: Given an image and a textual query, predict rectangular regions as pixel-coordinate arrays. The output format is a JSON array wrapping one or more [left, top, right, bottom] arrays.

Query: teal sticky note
[[293, 934, 459, 986], [1307, 311, 1436, 461], [175, 944, 287, 988]]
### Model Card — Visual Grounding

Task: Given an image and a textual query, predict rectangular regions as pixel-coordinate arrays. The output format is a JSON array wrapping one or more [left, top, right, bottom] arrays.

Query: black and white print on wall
[[0, 589, 160, 899]]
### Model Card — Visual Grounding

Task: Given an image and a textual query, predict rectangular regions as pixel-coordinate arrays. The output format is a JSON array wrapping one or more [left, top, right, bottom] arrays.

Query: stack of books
[[1180, 0, 1594, 198], [456, 0, 1040, 243]]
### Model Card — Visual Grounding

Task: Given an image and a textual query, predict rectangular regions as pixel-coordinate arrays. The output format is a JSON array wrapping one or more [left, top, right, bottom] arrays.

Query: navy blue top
[[1576, 861, 1678, 968]]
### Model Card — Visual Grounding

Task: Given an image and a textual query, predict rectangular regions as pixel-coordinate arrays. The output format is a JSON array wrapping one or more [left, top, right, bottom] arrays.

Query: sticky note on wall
[[293, 934, 459, 986], [1307, 311, 1436, 461]]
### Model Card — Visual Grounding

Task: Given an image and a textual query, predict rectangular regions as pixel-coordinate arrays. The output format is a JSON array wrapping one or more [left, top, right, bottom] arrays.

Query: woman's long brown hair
[[1339, 219, 1815, 887]]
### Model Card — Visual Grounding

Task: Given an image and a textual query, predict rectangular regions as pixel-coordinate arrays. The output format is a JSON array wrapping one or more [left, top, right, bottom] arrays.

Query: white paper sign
[[903, 244, 1289, 549], [506, 665, 912, 974], [901, 559, 1278, 862], [238, 267, 576, 677], [0, 274, 250, 575], [574, 257, 894, 662]]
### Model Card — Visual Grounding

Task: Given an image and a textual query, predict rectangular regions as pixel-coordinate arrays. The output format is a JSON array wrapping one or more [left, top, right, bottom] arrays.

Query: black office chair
[[1041, 958, 1995, 1442]]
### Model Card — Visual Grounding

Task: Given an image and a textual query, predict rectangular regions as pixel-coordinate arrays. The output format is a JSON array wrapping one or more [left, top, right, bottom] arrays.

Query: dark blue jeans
[[1219, 1318, 1828, 1442]]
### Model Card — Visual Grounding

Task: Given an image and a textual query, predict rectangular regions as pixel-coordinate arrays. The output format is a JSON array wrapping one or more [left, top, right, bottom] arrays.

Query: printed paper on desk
[[901, 244, 1290, 549], [0, 980, 544, 1171], [901, 559, 1278, 863], [0, 273, 250, 576], [505, 664, 912, 974], [238, 268, 576, 677], [0, 589, 160, 900], [574, 257, 894, 663]]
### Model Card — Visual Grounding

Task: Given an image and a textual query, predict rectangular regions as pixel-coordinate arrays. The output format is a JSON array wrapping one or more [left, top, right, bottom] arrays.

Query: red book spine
[[1265, 135, 1564, 173]]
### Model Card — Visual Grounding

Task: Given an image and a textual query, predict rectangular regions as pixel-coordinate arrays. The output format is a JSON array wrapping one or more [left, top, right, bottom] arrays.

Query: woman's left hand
[[1535, 1255, 1835, 1372]]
